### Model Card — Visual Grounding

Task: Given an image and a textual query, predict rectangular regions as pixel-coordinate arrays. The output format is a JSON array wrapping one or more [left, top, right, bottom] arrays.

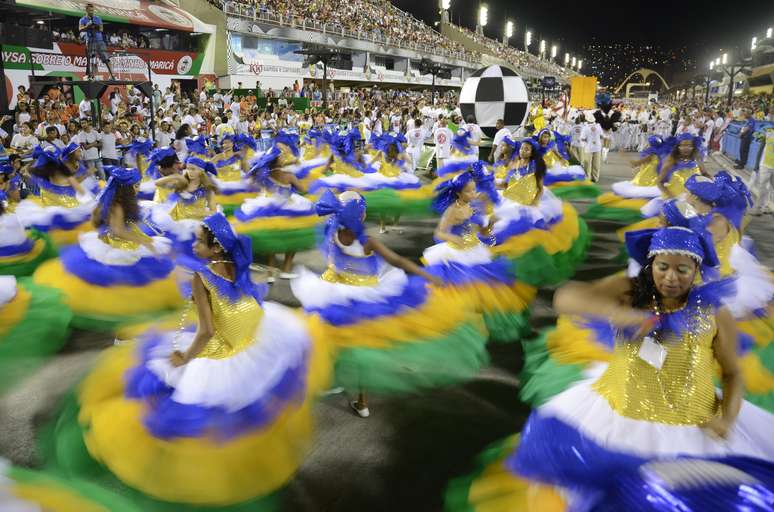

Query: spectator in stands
[[100, 120, 121, 166], [11, 122, 40, 153], [35, 112, 66, 138], [77, 119, 104, 179], [40, 126, 65, 151]]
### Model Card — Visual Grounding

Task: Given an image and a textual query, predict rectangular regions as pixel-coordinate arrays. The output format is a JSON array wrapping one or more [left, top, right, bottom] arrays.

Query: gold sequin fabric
[[593, 304, 719, 425], [99, 224, 152, 251], [170, 195, 209, 221], [215, 161, 242, 182], [195, 272, 263, 360], [503, 173, 539, 205], [631, 157, 659, 187], [448, 230, 483, 250], [543, 151, 568, 169], [36, 188, 80, 208], [320, 266, 379, 286], [714, 226, 740, 278], [665, 166, 701, 197], [379, 161, 402, 178]]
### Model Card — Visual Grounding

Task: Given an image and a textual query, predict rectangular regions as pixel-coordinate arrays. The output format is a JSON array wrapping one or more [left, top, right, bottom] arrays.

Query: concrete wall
[[178, 0, 229, 77]]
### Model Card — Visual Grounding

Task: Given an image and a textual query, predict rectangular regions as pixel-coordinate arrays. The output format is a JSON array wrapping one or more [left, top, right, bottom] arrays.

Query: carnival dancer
[[233, 142, 324, 278], [0, 211, 70, 390], [292, 190, 488, 416], [613, 133, 707, 242], [446, 226, 774, 511], [124, 139, 154, 200], [490, 140, 590, 286], [15, 146, 96, 247], [210, 134, 254, 215], [0, 178, 57, 276], [33, 166, 183, 331], [44, 212, 331, 509], [60, 142, 101, 196], [586, 135, 674, 223], [145, 155, 218, 256], [0, 458, 140, 512], [534, 129, 599, 199], [423, 165, 536, 342]]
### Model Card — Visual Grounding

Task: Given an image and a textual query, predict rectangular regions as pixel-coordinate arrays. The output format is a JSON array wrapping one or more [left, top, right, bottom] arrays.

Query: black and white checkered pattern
[[459, 65, 530, 138]]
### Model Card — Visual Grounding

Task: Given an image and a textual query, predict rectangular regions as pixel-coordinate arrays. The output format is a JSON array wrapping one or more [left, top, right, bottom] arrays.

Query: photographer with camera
[[79, 3, 115, 80]]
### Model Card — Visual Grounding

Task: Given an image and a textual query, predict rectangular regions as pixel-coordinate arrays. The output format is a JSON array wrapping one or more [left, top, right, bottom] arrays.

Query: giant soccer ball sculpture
[[459, 65, 529, 139]]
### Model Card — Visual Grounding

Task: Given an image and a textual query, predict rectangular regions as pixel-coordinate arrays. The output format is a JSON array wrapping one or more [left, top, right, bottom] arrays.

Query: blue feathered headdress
[[685, 171, 751, 231], [202, 212, 266, 303], [127, 139, 153, 157], [247, 146, 281, 185], [186, 136, 210, 157], [185, 156, 217, 176], [32, 145, 62, 168], [316, 189, 368, 245], [274, 130, 301, 157], [95, 166, 141, 222], [59, 142, 80, 162], [432, 161, 498, 213]]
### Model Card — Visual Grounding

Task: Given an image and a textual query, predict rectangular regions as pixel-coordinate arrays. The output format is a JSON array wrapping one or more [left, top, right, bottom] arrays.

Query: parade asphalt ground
[[1, 150, 771, 511]]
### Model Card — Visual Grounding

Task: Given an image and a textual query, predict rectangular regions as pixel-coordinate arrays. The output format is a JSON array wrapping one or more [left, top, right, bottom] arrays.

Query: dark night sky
[[391, 0, 773, 64]]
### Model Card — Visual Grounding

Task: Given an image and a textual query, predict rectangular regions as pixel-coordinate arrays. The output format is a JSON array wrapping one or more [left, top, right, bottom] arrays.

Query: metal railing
[[222, 2, 477, 64]]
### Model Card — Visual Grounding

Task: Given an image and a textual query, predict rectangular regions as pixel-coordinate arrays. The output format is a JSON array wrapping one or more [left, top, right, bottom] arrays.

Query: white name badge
[[639, 336, 667, 370]]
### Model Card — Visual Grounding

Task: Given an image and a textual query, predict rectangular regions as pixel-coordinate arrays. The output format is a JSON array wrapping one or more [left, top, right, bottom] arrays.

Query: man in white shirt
[[489, 119, 511, 162], [100, 120, 120, 165], [390, 111, 402, 134], [77, 119, 104, 179], [155, 120, 174, 148], [433, 117, 453, 172], [405, 118, 429, 173], [35, 112, 65, 138], [79, 98, 92, 120], [182, 107, 199, 130], [464, 115, 482, 158], [580, 119, 603, 182], [39, 126, 64, 150]]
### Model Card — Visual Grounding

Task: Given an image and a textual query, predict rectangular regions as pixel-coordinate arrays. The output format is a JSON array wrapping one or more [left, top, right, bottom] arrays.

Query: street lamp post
[[439, 0, 450, 24], [476, 4, 488, 36], [712, 51, 750, 106], [550, 44, 557, 61], [539, 39, 546, 59], [503, 20, 513, 45], [524, 30, 532, 52]]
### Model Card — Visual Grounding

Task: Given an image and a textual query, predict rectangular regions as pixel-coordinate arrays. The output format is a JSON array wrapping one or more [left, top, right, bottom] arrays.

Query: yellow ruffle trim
[[595, 192, 648, 211], [78, 316, 332, 506], [0, 239, 46, 264], [492, 203, 580, 257], [11, 483, 108, 512], [214, 191, 256, 206], [48, 222, 92, 247], [232, 215, 320, 233], [0, 285, 31, 339], [546, 315, 613, 366], [317, 282, 533, 350], [33, 259, 184, 316], [466, 435, 567, 512], [616, 216, 662, 243], [548, 179, 595, 189]]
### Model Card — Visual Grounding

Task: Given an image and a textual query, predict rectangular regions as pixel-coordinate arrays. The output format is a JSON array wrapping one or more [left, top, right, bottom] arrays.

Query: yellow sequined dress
[[58, 266, 331, 506]]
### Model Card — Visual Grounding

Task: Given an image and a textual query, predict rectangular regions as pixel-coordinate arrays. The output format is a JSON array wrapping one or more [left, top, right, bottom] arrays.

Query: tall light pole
[[564, 52, 569, 67], [550, 44, 557, 61], [712, 50, 751, 106], [439, 0, 450, 24], [571, 56, 576, 68], [539, 39, 546, 59], [578, 59, 583, 71], [524, 30, 532, 51], [767, 27, 773, 39], [476, 4, 488, 36], [503, 20, 513, 45]]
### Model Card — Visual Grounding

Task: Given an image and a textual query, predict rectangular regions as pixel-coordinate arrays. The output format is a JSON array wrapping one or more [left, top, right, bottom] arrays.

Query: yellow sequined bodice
[[214, 156, 242, 182], [664, 164, 701, 197], [169, 193, 209, 221], [99, 223, 151, 251], [631, 156, 659, 187], [331, 159, 364, 177], [195, 271, 263, 360], [35, 188, 80, 208], [378, 160, 402, 178], [494, 162, 514, 182], [715, 224, 740, 278], [543, 150, 568, 169], [593, 306, 719, 425], [503, 173, 540, 206], [154, 187, 172, 204]]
